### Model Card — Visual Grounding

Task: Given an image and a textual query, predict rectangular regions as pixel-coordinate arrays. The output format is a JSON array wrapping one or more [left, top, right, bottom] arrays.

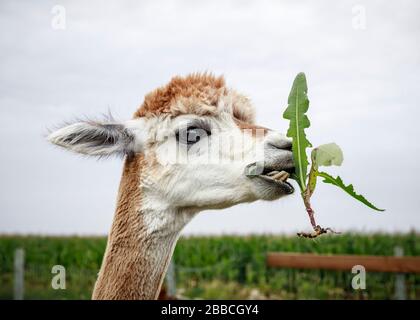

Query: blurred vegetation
[[0, 233, 419, 299]]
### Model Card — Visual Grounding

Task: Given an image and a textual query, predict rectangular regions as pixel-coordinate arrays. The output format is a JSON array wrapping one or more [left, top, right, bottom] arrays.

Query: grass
[[0, 233, 419, 299]]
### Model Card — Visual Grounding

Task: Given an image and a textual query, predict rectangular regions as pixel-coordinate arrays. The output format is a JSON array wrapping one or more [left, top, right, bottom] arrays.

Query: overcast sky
[[0, 0, 419, 235]]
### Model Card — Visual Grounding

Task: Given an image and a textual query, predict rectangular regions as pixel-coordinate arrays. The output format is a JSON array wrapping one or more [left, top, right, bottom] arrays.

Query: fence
[[6, 244, 420, 300], [9, 248, 232, 300], [266, 247, 420, 300]]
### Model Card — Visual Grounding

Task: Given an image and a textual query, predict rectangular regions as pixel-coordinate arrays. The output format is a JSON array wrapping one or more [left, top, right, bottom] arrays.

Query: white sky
[[0, 0, 419, 235]]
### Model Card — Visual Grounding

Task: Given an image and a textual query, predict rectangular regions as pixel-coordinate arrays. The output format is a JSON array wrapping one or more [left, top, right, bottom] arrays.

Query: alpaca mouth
[[257, 171, 294, 193], [244, 162, 295, 194]]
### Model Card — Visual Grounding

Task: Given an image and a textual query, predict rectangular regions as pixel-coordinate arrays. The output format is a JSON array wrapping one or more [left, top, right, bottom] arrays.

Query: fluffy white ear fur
[[47, 118, 145, 157]]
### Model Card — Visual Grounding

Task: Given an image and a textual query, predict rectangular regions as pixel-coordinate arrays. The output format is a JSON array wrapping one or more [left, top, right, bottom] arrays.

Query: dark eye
[[176, 126, 210, 145]]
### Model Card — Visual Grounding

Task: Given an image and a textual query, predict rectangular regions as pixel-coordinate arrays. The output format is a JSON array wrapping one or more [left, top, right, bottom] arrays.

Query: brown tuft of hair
[[134, 73, 227, 118]]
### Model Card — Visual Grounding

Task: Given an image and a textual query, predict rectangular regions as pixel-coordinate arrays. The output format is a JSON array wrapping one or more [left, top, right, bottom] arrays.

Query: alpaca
[[48, 73, 294, 300]]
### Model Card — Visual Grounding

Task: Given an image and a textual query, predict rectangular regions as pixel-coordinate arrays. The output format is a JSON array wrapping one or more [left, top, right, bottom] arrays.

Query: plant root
[[298, 196, 340, 238], [297, 225, 340, 239]]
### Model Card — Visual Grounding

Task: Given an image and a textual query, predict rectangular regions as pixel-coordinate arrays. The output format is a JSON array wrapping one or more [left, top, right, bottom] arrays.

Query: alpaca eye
[[176, 126, 210, 145]]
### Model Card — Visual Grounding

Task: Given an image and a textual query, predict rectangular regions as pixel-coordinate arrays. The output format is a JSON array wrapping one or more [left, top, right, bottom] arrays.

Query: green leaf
[[311, 143, 344, 168], [283, 73, 312, 191], [317, 171, 385, 212]]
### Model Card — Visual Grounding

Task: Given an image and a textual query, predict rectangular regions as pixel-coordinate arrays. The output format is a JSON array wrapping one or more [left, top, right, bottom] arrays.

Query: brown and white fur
[[48, 73, 294, 300]]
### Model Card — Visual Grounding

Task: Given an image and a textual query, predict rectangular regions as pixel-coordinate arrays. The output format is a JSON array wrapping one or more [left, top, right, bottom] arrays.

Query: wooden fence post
[[14, 248, 25, 300], [394, 246, 406, 300]]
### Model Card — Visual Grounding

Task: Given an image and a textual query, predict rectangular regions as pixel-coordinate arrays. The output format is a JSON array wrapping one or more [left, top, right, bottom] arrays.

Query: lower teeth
[[266, 170, 290, 182]]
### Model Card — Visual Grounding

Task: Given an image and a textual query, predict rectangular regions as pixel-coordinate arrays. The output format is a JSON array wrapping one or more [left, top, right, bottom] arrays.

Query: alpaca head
[[48, 73, 294, 226]]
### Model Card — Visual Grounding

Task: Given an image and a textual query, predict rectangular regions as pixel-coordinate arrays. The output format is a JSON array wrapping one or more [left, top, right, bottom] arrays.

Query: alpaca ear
[[47, 118, 146, 157]]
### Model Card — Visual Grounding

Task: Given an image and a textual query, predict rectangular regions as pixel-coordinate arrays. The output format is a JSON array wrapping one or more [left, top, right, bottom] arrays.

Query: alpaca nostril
[[283, 141, 292, 151], [267, 140, 292, 151]]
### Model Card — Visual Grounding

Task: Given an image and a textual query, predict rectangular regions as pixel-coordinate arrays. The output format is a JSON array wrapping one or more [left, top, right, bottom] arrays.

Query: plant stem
[[302, 193, 317, 229]]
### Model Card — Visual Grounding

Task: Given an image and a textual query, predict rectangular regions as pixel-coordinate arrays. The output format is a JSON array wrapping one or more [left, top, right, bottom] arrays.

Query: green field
[[0, 233, 419, 299]]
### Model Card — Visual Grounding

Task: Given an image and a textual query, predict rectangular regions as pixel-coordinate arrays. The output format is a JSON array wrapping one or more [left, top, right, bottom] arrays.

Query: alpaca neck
[[92, 222, 180, 300], [92, 155, 190, 300]]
